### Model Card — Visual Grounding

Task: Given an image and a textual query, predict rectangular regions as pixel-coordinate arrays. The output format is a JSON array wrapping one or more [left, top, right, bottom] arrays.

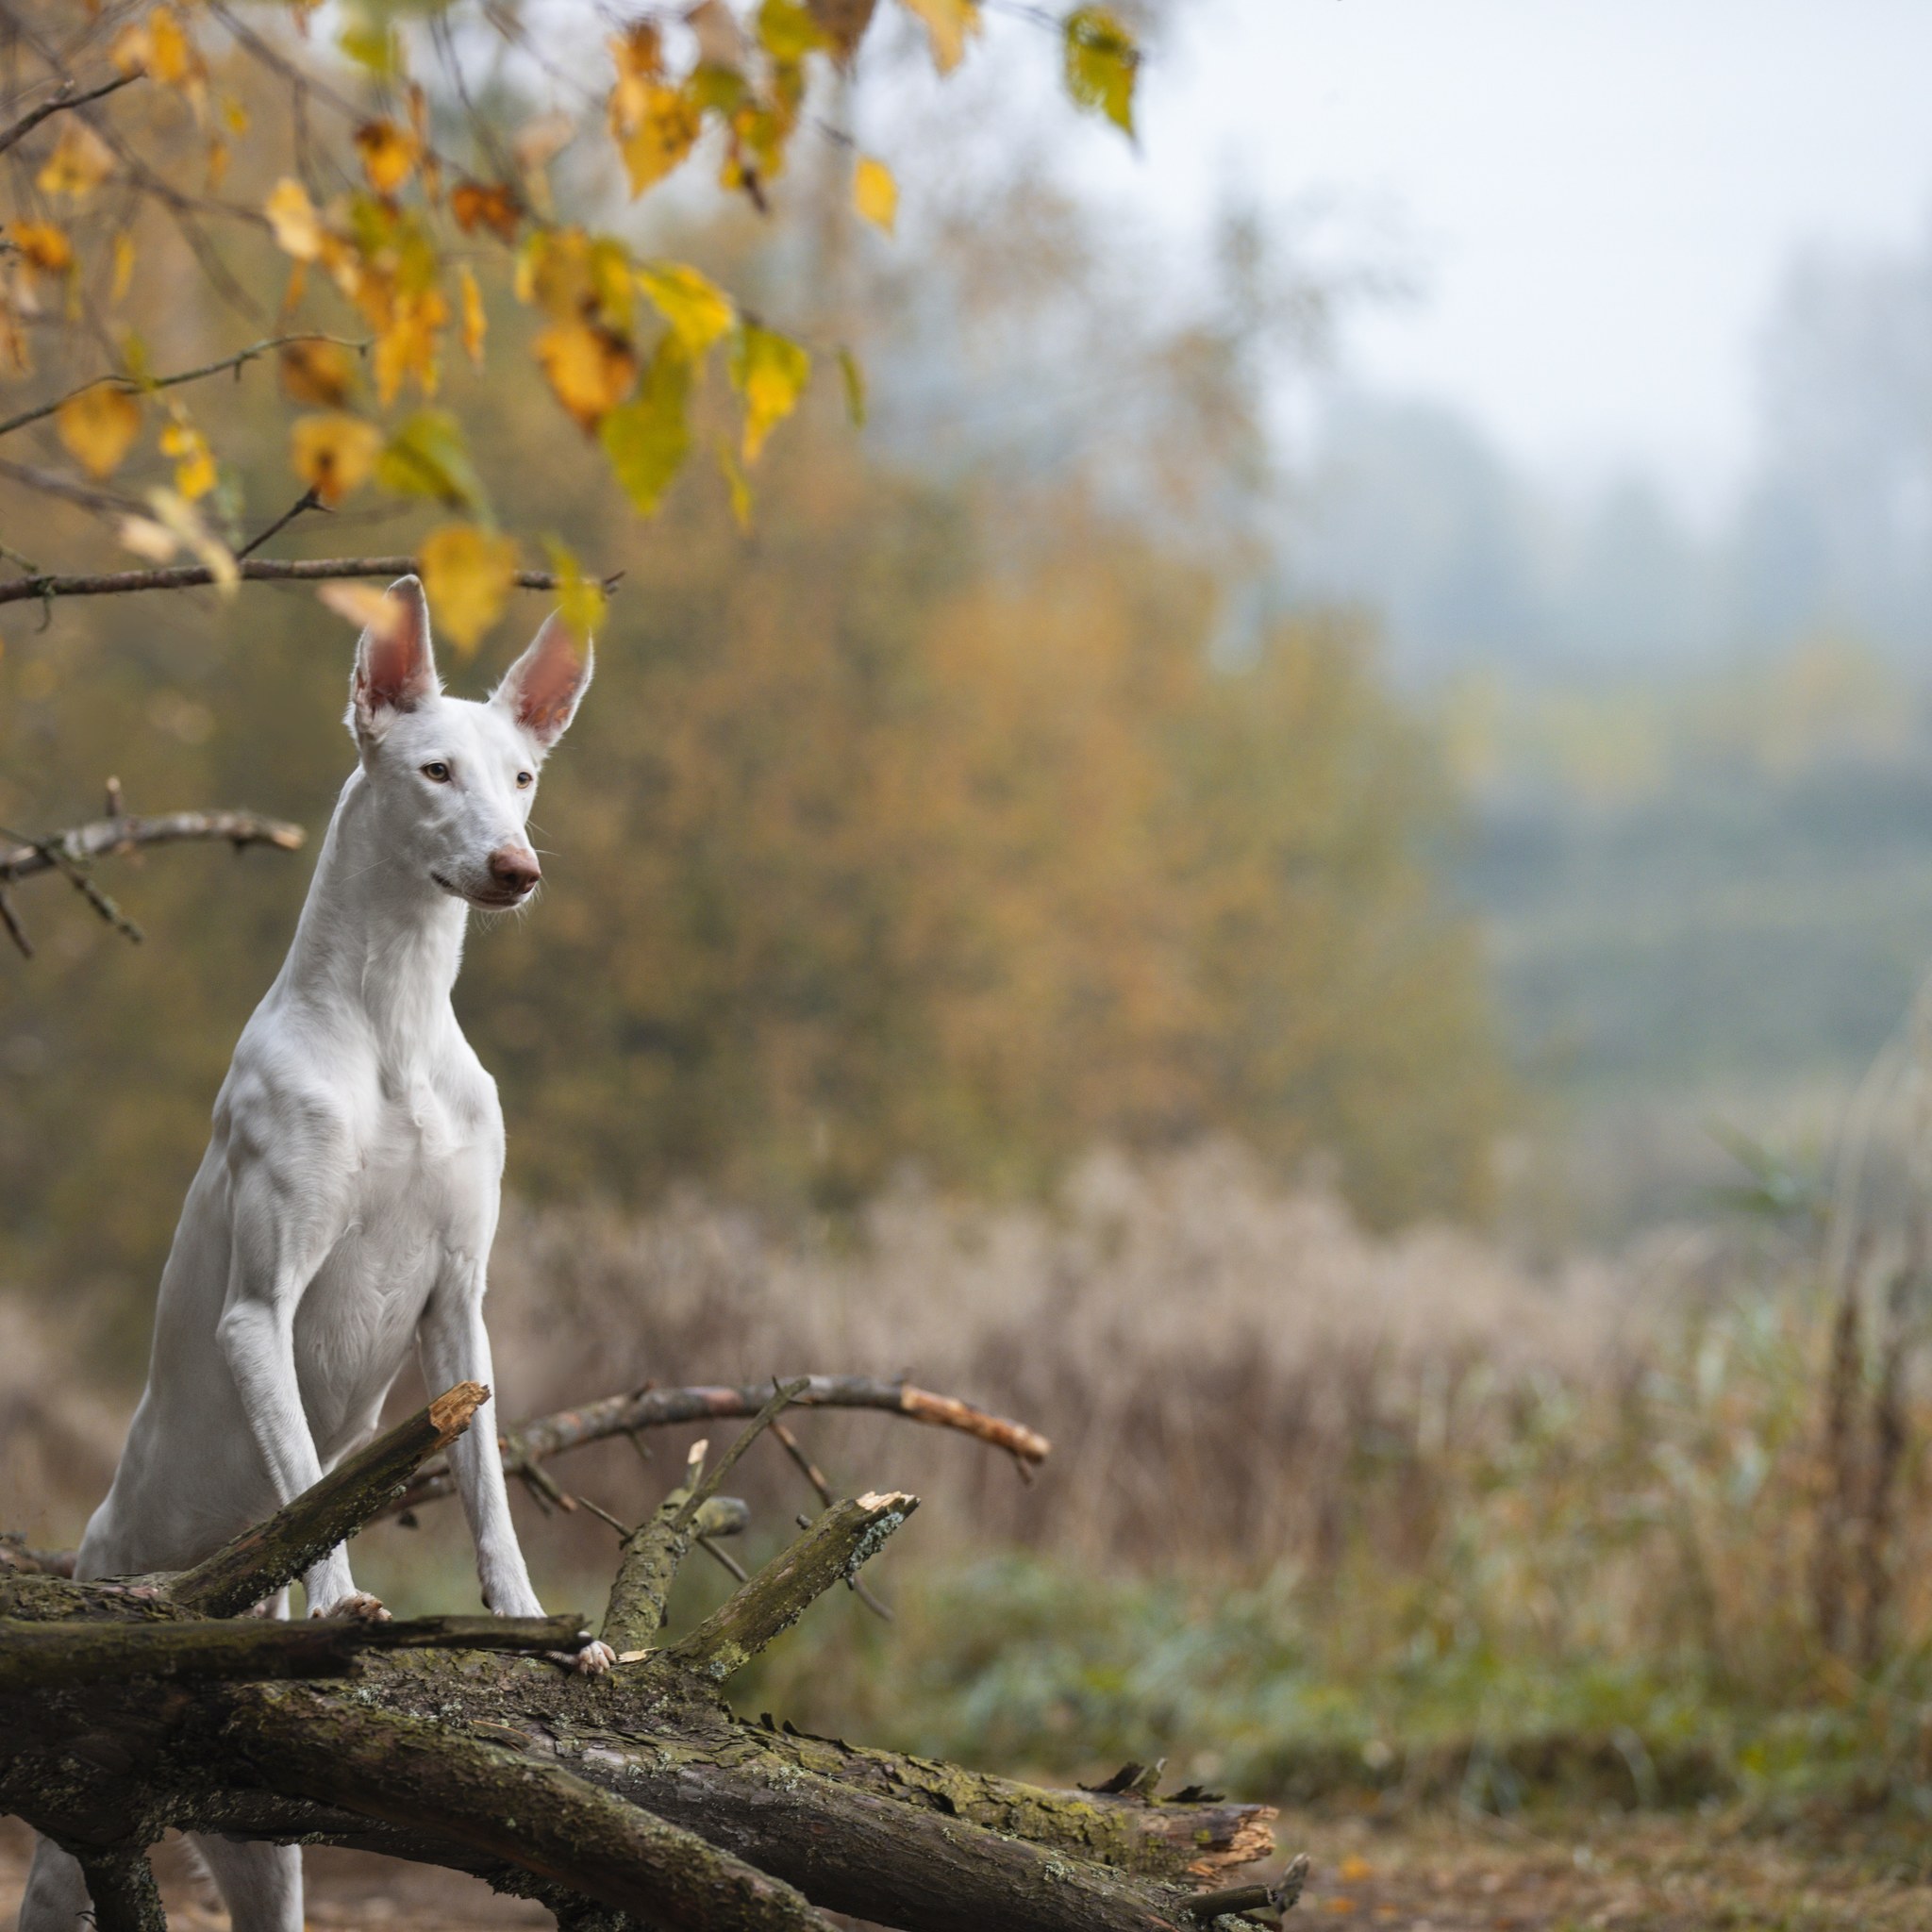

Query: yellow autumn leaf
[[614, 80, 702, 198], [729, 323, 810, 463], [36, 122, 116, 198], [715, 433, 753, 531], [146, 6, 193, 85], [108, 20, 154, 74], [159, 416, 217, 501], [355, 118, 419, 196], [110, 231, 136, 302], [853, 156, 897, 234], [897, 0, 980, 74], [290, 412, 382, 505], [315, 581, 397, 637], [279, 339, 355, 408], [541, 537, 606, 643], [458, 266, 487, 367], [145, 487, 236, 591], [1063, 6, 1138, 137], [535, 321, 638, 432], [418, 522, 519, 656], [264, 178, 324, 260], [58, 384, 142, 478], [637, 260, 734, 352], [599, 337, 692, 515]]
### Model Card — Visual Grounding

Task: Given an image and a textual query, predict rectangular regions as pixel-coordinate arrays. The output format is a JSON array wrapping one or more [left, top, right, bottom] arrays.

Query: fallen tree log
[[0, 1380, 1291, 1931]]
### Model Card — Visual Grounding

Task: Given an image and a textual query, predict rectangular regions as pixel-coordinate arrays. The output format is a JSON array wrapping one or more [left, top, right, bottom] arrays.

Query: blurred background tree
[[0, 1, 1506, 1339]]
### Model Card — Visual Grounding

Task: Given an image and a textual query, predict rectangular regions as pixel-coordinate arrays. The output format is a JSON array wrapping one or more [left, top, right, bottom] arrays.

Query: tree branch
[[0, 71, 138, 158], [391, 1374, 1050, 1519], [0, 333, 366, 441], [229, 1689, 839, 1932], [602, 1381, 807, 1652], [0, 555, 625, 607], [171, 1383, 488, 1617], [660, 1491, 916, 1680], [0, 1613, 588, 1692], [0, 808, 306, 885]]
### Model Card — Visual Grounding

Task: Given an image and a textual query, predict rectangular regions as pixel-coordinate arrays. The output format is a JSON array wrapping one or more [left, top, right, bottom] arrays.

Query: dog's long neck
[[274, 768, 467, 1068]]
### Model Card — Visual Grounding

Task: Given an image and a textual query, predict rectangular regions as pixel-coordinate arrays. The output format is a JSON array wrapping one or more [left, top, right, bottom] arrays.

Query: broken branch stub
[[662, 1491, 918, 1682], [171, 1382, 487, 1616]]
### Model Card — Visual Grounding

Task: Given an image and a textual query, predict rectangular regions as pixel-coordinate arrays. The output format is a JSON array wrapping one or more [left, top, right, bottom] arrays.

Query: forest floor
[[5, 1805, 1931, 1931]]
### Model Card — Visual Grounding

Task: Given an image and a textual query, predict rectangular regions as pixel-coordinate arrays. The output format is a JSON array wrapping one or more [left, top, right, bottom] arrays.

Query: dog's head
[[345, 575, 593, 910]]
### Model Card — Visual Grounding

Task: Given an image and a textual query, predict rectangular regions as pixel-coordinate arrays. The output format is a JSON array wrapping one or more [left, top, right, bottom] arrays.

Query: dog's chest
[[298, 1066, 500, 1383]]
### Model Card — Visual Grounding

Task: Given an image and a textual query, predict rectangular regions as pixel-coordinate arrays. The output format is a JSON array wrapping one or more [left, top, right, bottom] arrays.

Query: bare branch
[[391, 1374, 1049, 1520], [0, 70, 138, 158], [0, 808, 306, 885], [0, 556, 625, 608]]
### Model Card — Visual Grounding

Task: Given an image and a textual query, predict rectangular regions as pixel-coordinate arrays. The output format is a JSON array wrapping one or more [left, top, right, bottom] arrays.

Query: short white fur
[[20, 577, 608, 1932]]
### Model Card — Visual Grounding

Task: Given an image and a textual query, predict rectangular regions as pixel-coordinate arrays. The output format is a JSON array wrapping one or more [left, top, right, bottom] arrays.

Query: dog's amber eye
[[516, 771, 534, 789], [422, 761, 451, 782]]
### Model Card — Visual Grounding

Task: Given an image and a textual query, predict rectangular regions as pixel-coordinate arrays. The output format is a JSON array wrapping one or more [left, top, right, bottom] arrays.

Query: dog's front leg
[[216, 1159, 382, 1621], [418, 1271, 614, 1673]]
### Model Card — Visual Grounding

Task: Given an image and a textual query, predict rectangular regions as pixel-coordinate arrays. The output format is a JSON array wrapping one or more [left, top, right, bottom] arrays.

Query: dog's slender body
[[20, 580, 608, 1932]]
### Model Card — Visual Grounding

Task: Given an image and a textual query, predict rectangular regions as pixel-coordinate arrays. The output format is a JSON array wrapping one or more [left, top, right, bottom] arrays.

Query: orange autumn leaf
[[58, 384, 142, 478], [278, 338, 355, 408], [355, 118, 419, 196], [451, 179, 522, 243], [290, 411, 382, 505], [536, 321, 638, 431], [9, 222, 73, 275], [458, 265, 487, 366]]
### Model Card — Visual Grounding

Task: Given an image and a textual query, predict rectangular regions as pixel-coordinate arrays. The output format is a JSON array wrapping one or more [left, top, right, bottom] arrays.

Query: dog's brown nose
[[489, 847, 541, 894]]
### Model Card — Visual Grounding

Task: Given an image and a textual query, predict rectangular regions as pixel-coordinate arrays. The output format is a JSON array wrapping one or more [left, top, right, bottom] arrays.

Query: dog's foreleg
[[417, 1271, 614, 1672], [215, 1159, 383, 1620]]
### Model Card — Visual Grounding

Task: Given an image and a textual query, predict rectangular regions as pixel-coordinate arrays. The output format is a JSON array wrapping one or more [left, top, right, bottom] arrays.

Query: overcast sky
[[1078, 0, 1932, 523]]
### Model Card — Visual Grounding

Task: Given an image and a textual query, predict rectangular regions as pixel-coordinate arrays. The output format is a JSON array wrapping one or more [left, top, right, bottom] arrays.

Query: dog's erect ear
[[347, 575, 440, 743], [491, 610, 593, 754]]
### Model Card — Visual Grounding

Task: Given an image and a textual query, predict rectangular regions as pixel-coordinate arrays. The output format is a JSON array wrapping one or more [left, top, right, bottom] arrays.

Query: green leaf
[[599, 338, 693, 516], [376, 410, 488, 513], [1063, 5, 1137, 137], [837, 345, 868, 428], [758, 0, 830, 60]]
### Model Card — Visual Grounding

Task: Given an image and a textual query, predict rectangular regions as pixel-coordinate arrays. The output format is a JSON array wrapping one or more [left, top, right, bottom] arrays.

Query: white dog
[[21, 577, 610, 1932]]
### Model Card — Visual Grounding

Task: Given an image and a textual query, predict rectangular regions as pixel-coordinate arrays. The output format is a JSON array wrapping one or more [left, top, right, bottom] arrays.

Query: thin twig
[[236, 487, 325, 560], [0, 335, 367, 441], [0, 70, 137, 158], [0, 887, 31, 958], [0, 557, 624, 608]]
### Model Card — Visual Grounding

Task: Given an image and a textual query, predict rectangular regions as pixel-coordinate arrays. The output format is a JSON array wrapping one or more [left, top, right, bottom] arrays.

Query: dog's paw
[[569, 1638, 617, 1675], [310, 1591, 391, 1623]]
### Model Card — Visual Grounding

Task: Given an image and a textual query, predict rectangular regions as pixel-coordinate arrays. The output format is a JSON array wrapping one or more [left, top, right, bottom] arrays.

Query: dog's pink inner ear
[[358, 581, 436, 713], [505, 615, 588, 738]]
